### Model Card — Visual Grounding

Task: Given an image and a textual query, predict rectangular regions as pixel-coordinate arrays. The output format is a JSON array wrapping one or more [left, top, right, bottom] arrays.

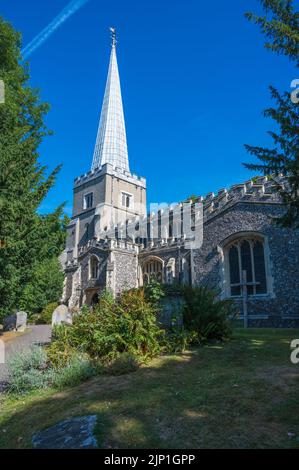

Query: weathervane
[[110, 27, 117, 47]]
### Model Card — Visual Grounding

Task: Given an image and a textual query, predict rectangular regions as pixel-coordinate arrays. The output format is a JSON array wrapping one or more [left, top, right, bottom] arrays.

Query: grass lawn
[[0, 328, 299, 449]]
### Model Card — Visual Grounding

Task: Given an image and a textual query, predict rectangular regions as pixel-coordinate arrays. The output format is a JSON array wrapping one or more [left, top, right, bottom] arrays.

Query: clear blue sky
[[1, 0, 297, 215]]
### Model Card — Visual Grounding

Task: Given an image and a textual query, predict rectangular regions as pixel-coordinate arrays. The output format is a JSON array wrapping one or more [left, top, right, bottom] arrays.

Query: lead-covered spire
[[91, 28, 130, 172]]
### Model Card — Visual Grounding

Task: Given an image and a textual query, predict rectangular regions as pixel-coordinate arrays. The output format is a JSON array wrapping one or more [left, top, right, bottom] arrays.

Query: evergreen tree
[[19, 257, 65, 315], [244, 0, 299, 227], [0, 17, 67, 318], [245, 0, 299, 65]]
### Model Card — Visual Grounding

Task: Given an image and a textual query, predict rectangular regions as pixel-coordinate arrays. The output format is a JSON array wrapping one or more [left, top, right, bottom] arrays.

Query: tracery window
[[226, 237, 267, 296], [142, 258, 163, 285]]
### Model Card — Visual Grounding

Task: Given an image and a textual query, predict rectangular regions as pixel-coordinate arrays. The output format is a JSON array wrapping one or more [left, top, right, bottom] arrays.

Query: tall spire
[[91, 28, 130, 172]]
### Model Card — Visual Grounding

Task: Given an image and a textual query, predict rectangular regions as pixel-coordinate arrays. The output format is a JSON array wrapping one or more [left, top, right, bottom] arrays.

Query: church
[[62, 30, 299, 327]]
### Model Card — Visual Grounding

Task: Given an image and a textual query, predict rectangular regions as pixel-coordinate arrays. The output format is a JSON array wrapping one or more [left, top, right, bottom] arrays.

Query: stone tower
[[63, 29, 146, 306], [67, 29, 146, 253]]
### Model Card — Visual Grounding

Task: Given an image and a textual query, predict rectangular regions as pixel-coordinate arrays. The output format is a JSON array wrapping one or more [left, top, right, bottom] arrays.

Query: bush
[[47, 286, 235, 372], [46, 327, 78, 369], [51, 356, 96, 389], [161, 327, 199, 354], [144, 279, 165, 304], [7, 346, 54, 394], [6, 345, 98, 394], [106, 352, 140, 376], [49, 290, 163, 364], [183, 286, 236, 340]]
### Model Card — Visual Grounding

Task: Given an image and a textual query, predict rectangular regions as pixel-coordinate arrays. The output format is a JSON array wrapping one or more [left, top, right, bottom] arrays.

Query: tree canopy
[[244, 0, 299, 227], [0, 17, 68, 318], [245, 0, 299, 65]]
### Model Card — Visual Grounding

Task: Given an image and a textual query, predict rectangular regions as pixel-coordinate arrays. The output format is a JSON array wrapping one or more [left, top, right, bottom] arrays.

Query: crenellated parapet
[[76, 236, 139, 257], [196, 175, 286, 221], [69, 175, 287, 257], [74, 162, 146, 189]]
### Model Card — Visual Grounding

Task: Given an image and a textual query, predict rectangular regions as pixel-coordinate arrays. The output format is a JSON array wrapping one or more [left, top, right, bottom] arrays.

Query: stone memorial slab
[[16, 312, 27, 332], [32, 415, 98, 449], [52, 305, 72, 327]]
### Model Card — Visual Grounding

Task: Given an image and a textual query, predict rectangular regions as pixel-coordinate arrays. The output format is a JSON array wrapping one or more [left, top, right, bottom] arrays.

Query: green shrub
[[47, 286, 235, 372], [51, 356, 96, 389], [7, 346, 54, 394], [161, 327, 199, 353], [49, 290, 163, 363], [106, 352, 139, 376], [46, 326, 78, 369], [183, 286, 236, 340], [144, 279, 165, 304], [118, 289, 163, 358], [34, 302, 59, 325], [161, 283, 184, 297], [7, 345, 99, 394]]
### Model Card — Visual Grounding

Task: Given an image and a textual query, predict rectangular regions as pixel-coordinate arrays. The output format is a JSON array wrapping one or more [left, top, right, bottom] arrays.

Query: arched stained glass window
[[240, 240, 253, 295], [226, 236, 267, 297], [253, 240, 267, 294], [229, 245, 240, 296]]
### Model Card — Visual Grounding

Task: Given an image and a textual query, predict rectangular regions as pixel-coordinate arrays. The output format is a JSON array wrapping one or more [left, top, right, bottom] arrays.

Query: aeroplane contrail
[[21, 0, 90, 59]]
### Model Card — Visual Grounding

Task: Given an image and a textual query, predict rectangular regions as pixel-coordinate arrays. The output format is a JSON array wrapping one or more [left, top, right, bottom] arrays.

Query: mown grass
[[0, 328, 299, 449]]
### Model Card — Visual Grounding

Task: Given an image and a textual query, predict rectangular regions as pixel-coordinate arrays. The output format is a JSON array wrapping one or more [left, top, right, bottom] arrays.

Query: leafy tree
[[245, 87, 299, 227], [244, 0, 299, 227], [0, 17, 67, 318], [19, 257, 64, 315]]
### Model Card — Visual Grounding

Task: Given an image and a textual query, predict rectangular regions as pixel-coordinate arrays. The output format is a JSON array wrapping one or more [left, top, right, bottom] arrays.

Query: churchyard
[[1, 328, 299, 449], [0, 0, 298, 453]]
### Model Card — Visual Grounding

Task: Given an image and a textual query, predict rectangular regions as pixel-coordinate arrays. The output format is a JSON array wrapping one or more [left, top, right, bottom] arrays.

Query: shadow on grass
[[1, 328, 299, 449]]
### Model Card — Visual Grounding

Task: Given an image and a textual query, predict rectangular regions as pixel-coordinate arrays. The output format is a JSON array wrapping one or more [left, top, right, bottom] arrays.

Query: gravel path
[[0, 325, 52, 391]]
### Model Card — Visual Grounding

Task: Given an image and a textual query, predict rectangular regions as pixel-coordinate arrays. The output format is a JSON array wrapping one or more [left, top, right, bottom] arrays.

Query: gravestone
[[3, 312, 27, 332], [52, 305, 72, 327], [16, 312, 27, 332], [32, 415, 98, 449], [159, 296, 184, 328]]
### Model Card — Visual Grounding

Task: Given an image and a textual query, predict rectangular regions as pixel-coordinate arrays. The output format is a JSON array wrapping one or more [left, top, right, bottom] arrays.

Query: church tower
[[67, 29, 146, 259], [63, 29, 146, 306]]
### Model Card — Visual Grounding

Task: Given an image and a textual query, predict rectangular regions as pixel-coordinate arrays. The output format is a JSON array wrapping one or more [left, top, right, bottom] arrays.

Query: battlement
[[70, 175, 287, 256], [197, 175, 286, 221], [76, 237, 138, 258], [74, 163, 146, 189]]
